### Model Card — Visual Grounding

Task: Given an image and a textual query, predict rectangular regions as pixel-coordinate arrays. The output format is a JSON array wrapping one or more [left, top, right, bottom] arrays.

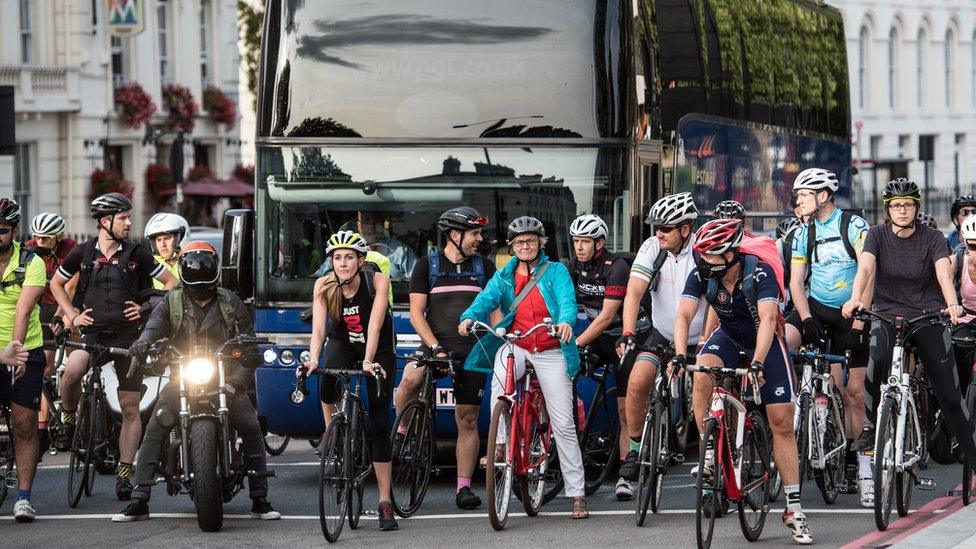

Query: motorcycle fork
[[178, 357, 192, 483], [217, 358, 232, 476]]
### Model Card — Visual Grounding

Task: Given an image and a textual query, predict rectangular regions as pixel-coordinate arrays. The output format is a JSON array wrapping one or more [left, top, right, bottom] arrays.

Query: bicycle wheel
[[0, 406, 13, 510], [795, 394, 810, 494], [67, 395, 94, 508], [318, 419, 348, 543], [264, 434, 290, 456], [390, 400, 434, 517], [814, 390, 846, 504], [650, 401, 669, 514], [874, 396, 898, 531], [738, 411, 771, 542], [486, 400, 513, 531], [582, 386, 619, 495], [348, 425, 367, 530], [964, 386, 976, 505], [896, 401, 920, 518], [635, 402, 656, 526], [696, 418, 720, 549]]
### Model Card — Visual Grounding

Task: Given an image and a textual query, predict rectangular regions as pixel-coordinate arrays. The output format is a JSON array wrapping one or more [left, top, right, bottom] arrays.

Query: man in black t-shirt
[[50, 193, 177, 501], [395, 207, 497, 510]]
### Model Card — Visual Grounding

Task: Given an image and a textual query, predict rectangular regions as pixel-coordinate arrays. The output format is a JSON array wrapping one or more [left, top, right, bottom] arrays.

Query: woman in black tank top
[[304, 233, 399, 531]]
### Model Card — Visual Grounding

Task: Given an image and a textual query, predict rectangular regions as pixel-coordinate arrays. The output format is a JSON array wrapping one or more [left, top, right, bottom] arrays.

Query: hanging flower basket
[[145, 163, 175, 194], [187, 164, 214, 182], [162, 84, 198, 133], [202, 86, 237, 129], [232, 163, 254, 183], [114, 82, 157, 129], [90, 169, 134, 201]]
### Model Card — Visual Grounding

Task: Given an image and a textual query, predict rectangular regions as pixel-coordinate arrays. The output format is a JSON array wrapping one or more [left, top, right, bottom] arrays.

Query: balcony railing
[[0, 65, 80, 112]]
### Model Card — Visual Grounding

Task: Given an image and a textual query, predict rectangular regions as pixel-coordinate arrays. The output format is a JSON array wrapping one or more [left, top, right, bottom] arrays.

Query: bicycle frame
[[794, 347, 846, 470], [330, 374, 374, 488]]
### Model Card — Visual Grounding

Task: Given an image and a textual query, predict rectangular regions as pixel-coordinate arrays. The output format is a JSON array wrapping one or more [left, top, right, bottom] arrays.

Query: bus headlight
[[186, 358, 215, 385], [280, 350, 295, 364], [263, 349, 278, 364]]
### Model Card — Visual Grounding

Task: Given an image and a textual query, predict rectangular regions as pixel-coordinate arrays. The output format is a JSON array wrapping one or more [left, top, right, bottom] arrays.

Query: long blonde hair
[[315, 271, 342, 320]]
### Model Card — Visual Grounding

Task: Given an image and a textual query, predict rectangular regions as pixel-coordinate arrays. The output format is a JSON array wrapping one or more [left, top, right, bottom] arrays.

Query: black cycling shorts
[[0, 348, 46, 411], [588, 334, 638, 394], [415, 343, 487, 407], [82, 326, 142, 391], [786, 298, 869, 368]]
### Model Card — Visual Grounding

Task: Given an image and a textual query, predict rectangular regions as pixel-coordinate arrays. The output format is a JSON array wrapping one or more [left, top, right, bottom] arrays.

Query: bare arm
[[156, 269, 178, 290], [306, 278, 329, 373], [13, 285, 44, 346], [936, 257, 963, 322], [672, 298, 699, 357], [363, 273, 391, 365], [790, 261, 811, 320], [50, 273, 78, 324], [409, 293, 439, 349], [842, 251, 876, 317]]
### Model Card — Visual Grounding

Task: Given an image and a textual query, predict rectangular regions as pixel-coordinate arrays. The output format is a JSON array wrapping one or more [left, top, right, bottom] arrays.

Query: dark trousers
[[132, 384, 268, 502]]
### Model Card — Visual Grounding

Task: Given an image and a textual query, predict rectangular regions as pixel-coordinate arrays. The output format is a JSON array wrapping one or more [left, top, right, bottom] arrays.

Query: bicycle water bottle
[[576, 396, 587, 431], [814, 395, 829, 434]]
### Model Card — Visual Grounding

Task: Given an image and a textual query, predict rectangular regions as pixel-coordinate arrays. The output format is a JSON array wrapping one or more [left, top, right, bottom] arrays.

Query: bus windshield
[[256, 146, 630, 305]]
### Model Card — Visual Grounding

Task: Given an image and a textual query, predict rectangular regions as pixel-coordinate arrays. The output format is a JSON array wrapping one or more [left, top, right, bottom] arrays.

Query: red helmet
[[693, 218, 743, 255]]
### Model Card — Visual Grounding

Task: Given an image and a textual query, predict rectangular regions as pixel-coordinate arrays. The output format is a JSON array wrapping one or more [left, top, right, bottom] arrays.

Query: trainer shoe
[[619, 450, 639, 481], [455, 486, 482, 510], [111, 499, 149, 523], [858, 478, 875, 508], [782, 510, 814, 545], [115, 477, 133, 501], [615, 477, 633, 501], [850, 427, 876, 453], [378, 501, 398, 531], [13, 499, 35, 523], [250, 497, 282, 520]]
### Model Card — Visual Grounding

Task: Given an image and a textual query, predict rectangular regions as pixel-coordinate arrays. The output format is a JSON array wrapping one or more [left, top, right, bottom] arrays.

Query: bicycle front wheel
[[348, 425, 368, 530], [896, 400, 920, 518], [738, 411, 771, 542], [67, 395, 94, 507], [814, 390, 846, 505], [390, 400, 434, 517], [582, 386, 618, 495], [0, 406, 13, 510], [635, 402, 657, 527], [649, 401, 669, 514], [795, 394, 810, 494], [486, 400, 514, 531], [874, 396, 898, 531], [696, 418, 720, 549], [318, 419, 349, 543], [964, 386, 976, 505]]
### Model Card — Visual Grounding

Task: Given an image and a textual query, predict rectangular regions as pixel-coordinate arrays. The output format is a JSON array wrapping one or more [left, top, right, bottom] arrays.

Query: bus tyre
[[190, 420, 223, 532]]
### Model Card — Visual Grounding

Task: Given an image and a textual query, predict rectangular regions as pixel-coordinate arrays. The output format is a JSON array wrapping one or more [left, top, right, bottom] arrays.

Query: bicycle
[[853, 309, 942, 531], [0, 367, 15, 510], [471, 319, 564, 531], [292, 364, 379, 543], [578, 346, 620, 495], [389, 351, 455, 517], [791, 343, 848, 504], [952, 320, 976, 505], [62, 340, 129, 508], [686, 362, 771, 549]]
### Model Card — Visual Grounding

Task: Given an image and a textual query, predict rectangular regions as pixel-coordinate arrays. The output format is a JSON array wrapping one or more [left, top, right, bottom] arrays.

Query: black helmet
[[951, 195, 976, 221], [916, 212, 938, 229], [882, 178, 922, 206], [776, 217, 803, 240], [437, 207, 488, 233], [90, 192, 133, 219], [179, 241, 219, 300], [713, 200, 746, 220], [507, 216, 545, 241], [0, 198, 22, 226]]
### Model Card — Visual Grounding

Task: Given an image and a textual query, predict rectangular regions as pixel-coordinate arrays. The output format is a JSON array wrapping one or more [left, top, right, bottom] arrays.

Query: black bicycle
[[635, 350, 683, 526], [578, 346, 620, 495], [953, 320, 976, 505], [0, 367, 15, 510], [390, 352, 454, 517]]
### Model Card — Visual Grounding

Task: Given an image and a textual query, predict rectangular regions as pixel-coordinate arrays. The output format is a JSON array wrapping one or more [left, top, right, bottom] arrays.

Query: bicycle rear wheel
[[738, 411, 771, 542], [520, 419, 550, 516], [390, 400, 434, 517], [896, 401, 920, 518], [874, 397, 898, 531], [635, 402, 657, 526], [964, 386, 976, 505], [814, 390, 846, 504], [582, 386, 618, 495], [318, 419, 348, 543], [67, 395, 94, 507], [486, 400, 513, 531], [695, 418, 720, 549]]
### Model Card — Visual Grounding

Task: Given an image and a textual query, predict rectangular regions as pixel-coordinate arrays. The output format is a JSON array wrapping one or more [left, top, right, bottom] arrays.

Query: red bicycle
[[470, 319, 562, 531], [686, 363, 772, 549]]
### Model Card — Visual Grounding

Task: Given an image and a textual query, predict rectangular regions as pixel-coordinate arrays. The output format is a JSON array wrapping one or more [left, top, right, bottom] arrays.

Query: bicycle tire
[[635, 403, 656, 526], [348, 426, 368, 530], [874, 396, 898, 531], [318, 419, 348, 543], [486, 400, 513, 531], [87, 397, 106, 493], [650, 401, 668, 514], [67, 395, 93, 507], [796, 394, 810, 494], [896, 400, 920, 518], [963, 385, 976, 505], [738, 411, 771, 542], [0, 406, 13, 510], [582, 386, 619, 496], [814, 389, 846, 505], [264, 434, 291, 456], [696, 418, 720, 549], [390, 400, 434, 518]]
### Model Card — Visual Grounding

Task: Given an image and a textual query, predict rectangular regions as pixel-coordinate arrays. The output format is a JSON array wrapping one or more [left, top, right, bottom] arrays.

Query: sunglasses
[[961, 209, 976, 217], [655, 225, 677, 234], [0, 228, 12, 236], [967, 242, 976, 252]]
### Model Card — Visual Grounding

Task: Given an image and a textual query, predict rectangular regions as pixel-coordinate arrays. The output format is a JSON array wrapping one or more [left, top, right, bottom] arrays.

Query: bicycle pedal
[[917, 477, 936, 490], [670, 453, 685, 466]]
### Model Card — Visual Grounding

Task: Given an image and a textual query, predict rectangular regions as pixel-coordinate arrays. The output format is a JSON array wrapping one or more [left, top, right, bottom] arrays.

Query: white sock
[[857, 453, 872, 479], [784, 484, 802, 513]]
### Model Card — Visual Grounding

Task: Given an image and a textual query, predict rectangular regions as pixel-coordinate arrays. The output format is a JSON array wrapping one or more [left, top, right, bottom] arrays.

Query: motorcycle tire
[[190, 420, 223, 532]]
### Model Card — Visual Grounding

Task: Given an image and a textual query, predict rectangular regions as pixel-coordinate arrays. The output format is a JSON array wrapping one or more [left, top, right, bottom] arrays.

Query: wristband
[[622, 331, 634, 337]]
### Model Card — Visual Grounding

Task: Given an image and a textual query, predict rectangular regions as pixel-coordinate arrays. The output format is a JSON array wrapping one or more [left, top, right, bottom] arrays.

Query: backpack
[[427, 251, 486, 290], [704, 235, 786, 328], [0, 245, 37, 293], [167, 287, 243, 341], [954, 243, 967, 296], [72, 239, 152, 310], [804, 211, 858, 285]]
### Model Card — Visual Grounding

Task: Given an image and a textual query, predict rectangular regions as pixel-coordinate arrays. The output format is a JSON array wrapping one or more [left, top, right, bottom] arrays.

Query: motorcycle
[[128, 334, 274, 532]]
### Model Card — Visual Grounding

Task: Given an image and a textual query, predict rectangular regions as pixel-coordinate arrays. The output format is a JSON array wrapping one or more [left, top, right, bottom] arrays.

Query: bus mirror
[[222, 209, 255, 300]]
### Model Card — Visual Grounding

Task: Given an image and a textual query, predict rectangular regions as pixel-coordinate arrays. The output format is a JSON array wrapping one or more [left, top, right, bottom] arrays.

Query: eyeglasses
[[0, 228, 13, 236], [655, 225, 677, 234], [889, 202, 917, 212], [792, 190, 816, 199], [967, 242, 976, 252], [511, 238, 539, 249], [961, 208, 976, 217]]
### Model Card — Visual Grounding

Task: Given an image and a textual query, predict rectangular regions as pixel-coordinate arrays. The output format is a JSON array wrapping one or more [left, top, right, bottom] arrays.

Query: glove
[[671, 354, 688, 369], [846, 328, 864, 354], [615, 332, 637, 350], [130, 340, 150, 361], [801, 317, 823, 345], [750, 360, 765, 373]]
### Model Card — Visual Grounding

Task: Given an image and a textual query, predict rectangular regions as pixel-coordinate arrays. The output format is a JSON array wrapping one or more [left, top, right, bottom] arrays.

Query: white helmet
[[569, 214, 608, 239], [793, 168, 839, 193], [144, 213, 190, 254], [961, 215, 976, 240], [30, 212, 66, 237], [646, 192, 698, 226]]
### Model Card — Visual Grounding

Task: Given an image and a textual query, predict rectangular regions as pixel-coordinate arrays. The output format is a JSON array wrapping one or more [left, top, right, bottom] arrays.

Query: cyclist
[[947, 195, 976, 250], [113, 241, 279, 522], [951, 215, 976, 384], [395, 207, 496, 510], [304, 231, 398, 531], [568, 213, 636, 500], [25, 212, 77, 453], [843, 179, 976, 472], [785, 168, 873, 506], [143, 212, 190, 289], [672, 218, 813, 545], [50, 193, 177, 501], [0, 198, 47, 522], [458, 216, 588, 519], [616, 193, 706, 485]]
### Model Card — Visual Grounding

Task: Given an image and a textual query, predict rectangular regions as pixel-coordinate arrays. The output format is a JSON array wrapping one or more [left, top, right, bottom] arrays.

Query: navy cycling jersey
[[681, 261, 780, 345]]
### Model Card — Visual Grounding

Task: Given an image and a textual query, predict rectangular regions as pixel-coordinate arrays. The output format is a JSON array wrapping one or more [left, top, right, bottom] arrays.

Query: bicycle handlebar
[[853, 309, 946, 327], [469, 319, 557, 342], [791, 347, 848, 366], [293, 363, 382, 401], [686, 363, 763, 405], [64, 340, 131, 358]]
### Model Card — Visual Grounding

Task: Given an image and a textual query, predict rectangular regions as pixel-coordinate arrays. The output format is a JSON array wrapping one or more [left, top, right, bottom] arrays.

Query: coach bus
[[223, 0, 853, 445]]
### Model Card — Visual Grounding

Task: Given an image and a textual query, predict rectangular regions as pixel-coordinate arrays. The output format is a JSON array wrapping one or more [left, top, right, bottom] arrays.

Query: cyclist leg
[[620, 338, 660, 481], [452, 348, 486, 507], [6, 349, 45, 508], [394, 345, 431, 413], [853, 321, 896, 452], [915, 324, 976, 464], [692, 330, 741, 435], [37, 303, 56, 447], [367, 353, 396, 503], [488, 344, 528, 414], [317, 339, 357, 432], [112, 328, 144, 495], [531, 348, 585, 498]]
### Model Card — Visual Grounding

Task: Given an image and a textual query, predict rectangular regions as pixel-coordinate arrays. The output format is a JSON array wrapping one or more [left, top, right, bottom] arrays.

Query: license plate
[[436, 388, 456, 408]]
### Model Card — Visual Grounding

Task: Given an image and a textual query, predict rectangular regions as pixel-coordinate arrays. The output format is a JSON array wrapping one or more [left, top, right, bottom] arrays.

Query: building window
[[972, 32, 976, 106], [859, 25, 870, 109], [917, 29, 927, 108], [13, 144, 33, 236], [945, 29, 955, 108], [199, 0, 212, 88], [888, 27, 899, 109], [104, 145, 126, 179], [19, 0, 32, 64], [158, 2, 171, 86], [898, 134, 910, 158], [111, 37, 127, 89]]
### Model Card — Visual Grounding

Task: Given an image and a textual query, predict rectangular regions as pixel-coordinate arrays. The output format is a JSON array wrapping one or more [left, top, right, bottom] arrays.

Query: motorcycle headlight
[[186, 358, 215, 385]]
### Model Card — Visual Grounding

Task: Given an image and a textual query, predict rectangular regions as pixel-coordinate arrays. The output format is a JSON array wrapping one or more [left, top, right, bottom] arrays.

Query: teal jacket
[[459, 251, 580, 378]]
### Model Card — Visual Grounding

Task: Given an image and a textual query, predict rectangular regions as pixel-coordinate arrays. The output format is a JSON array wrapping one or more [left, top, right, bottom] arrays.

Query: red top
[[26, 237, 78, 305], [511, 269, 559, 353]]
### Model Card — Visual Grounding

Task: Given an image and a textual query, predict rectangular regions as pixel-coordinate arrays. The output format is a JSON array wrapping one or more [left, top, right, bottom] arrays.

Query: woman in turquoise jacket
[[458, 216, 588, 519]]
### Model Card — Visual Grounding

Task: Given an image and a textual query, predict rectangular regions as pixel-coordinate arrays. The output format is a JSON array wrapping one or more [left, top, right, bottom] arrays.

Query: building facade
[[829, 0, 976, 221], [0, 0, 241, 236]]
